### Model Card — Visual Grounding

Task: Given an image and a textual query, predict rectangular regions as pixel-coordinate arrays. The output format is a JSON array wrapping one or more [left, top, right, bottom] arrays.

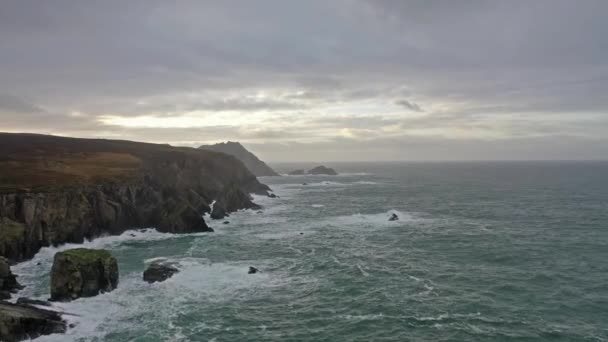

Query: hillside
[[0, 133, 270, 262], [199, 142, 279, 177]]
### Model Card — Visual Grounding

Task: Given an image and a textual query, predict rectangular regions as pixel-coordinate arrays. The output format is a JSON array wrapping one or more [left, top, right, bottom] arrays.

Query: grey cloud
[[1, 1, 607, 160], [395, 100, 423, 112]]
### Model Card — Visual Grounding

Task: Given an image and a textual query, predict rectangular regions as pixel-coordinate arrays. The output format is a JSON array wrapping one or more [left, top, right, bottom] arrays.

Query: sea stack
[[50, 248, 119, 301]]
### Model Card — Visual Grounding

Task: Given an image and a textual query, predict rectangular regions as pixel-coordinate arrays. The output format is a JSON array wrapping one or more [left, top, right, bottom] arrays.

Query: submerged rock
[[389, 213, 399, 221], [143, 261, 179, 283], [50, 248, 118, 302], [0, 257, 23, 300], [223, 221, 230, 224], [0, 301, 66, 342], [248, 266, 259, 274]]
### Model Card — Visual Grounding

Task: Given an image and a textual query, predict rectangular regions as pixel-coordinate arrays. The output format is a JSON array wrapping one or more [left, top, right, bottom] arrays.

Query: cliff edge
[[0, 133, 270, 262]]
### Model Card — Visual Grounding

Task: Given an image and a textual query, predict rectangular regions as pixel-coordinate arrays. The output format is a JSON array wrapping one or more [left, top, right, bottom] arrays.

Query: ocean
[[11, 161, 608, 341]]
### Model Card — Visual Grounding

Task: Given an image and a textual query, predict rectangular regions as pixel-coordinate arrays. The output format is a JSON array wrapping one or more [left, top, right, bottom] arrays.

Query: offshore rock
[[50, 248, 118, 302], [248, 266, 259, 274], [308, 165, 338, 175], [389, 213, 399, 221], [143, 261, 179, 283], [0, 301, 66, 342]]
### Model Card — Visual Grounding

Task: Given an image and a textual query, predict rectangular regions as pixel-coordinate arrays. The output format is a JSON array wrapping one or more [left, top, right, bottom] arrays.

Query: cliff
[[199, 142, 279, 177], [0, 133, 270, 262]]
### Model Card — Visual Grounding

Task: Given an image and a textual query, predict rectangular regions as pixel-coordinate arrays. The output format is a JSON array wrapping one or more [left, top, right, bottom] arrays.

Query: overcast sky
[[1, 0, 607, 161]]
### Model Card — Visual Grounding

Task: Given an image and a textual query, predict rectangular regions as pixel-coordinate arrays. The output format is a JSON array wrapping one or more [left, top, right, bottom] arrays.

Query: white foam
[[322, 210, 416, 230], [311, 204, 325, 208]]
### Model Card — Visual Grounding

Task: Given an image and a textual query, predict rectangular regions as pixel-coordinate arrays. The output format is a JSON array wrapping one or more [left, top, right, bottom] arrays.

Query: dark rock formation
[[248, 266, 258, 274], [0, 257, 22, 299], [143, 261, 179, 283], [0, 133, 269, 263], [268, 193, 277, 198], [16, 297, 52, 307], [0, 301, 66, 342], [389, 213, 399, 221], [223, 221, 230, 224], [288, 166, 338, 176], [288, 169, 306, 175], [199, 141, 279, 177], [50, 248, 118, 302], [308, 165, 338, 175], [209, 183, 261, 220]]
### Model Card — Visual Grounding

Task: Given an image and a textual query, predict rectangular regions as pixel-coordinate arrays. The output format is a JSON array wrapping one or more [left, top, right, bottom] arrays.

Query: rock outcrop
[[199, 141, 279, 177], [143, 261, 179, 283], [50, 248, 118, 302], [0, 301, 66, 342], [210, 184, 261, 220], [0, 257, 22, 299], [0, 133, 270, 263], [287, 166, 338, 176], [389, 213, 399, 221], [308, 165, 338, 175]]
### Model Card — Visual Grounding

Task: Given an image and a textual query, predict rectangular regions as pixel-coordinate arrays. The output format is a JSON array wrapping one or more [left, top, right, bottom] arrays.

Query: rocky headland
[[199, 141, 279, 177], [0, 133, 271, 263]]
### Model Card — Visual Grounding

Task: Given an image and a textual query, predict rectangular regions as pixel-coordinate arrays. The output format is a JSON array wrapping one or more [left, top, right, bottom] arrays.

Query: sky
[[1, 0, 607, 162]]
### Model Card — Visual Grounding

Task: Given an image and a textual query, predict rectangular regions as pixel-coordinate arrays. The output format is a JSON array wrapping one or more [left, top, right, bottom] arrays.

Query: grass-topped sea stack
[[50, 248, 118, 301]]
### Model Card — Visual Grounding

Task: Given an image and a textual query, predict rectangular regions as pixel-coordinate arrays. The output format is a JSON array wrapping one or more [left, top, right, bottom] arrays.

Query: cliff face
[[199, 142, 279, 177], [0, 133, 270, 263]]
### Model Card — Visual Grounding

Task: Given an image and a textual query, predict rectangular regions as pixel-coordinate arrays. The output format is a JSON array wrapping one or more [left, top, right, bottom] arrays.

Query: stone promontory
[[50, 248, 119, 301], [0, 133, 270, 263]]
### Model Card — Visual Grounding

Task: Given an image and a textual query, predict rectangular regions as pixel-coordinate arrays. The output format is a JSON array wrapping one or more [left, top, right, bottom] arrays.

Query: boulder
[[308, 165, 338, 175], [389, 213, 399, 221], [0, 301, 66, 342], [248, 266, 259, 274], [288, 169, 306, 175], [50, 248, 119, 302], [143, 262, 179, 283], [268, 193, 277, 198], [0, 257, 23, 299]]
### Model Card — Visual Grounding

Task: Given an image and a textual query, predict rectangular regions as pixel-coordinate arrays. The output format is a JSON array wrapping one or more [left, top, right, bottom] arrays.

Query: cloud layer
[[1, 0, 607, 161]]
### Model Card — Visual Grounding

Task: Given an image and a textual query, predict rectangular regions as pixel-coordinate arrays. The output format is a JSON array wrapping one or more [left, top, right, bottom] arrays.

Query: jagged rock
[[50, 248, 118, 302], [288, 169, 306, 175], [0, 133, 267, 263], [308, 165, 338, 175], [268, 193, 277, 198], [248, 266, 259, 274], [389, 213, 399, 221], [143, 262, 179, 283], [0, 257, 23, 299], [16, 297, 52, 307], [210, 204, 228, 220], [0, 301, 66, 342]]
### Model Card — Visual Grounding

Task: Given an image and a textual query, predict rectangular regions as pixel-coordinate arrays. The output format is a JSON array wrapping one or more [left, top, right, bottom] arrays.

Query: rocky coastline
[[0, 133, 275, 341]]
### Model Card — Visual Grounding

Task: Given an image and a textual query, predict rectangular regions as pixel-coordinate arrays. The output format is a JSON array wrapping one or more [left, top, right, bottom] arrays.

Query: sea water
[[12, 161, 608, 341]]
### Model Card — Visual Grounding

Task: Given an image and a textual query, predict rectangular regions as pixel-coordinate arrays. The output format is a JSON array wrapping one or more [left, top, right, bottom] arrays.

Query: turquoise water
[[13, 162, 608, 341]]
